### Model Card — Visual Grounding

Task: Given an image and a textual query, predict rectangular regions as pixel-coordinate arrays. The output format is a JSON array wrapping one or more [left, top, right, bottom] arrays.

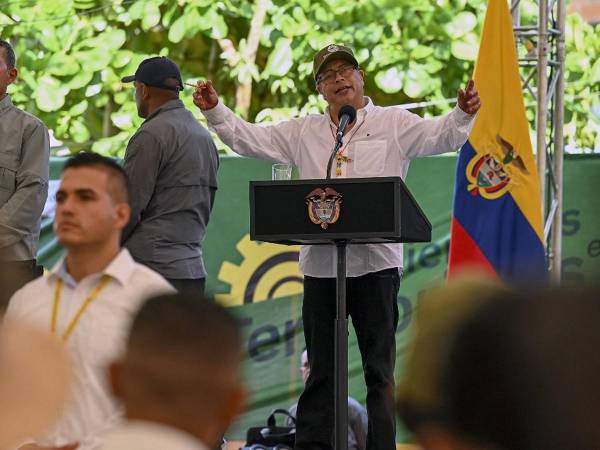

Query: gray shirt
[[0, 95, 49, 262], [122, 99, 219, 280]]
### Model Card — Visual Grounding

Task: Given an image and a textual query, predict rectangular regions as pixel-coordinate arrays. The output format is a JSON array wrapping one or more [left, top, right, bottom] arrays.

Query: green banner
[[40, 154, 600, 441]]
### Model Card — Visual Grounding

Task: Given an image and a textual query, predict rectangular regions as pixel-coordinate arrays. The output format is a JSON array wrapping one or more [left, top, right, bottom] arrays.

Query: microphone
[[326, 105, 357, 179], [335, 105, 357, 143]]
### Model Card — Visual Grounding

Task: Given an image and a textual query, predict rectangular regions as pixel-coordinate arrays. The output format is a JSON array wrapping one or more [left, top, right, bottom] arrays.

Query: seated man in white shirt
[[101, 292, 246, 450], [6, 152, 175, 450]]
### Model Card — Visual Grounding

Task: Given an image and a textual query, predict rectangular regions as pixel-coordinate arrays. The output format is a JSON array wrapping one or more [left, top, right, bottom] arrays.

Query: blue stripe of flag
[[453, 141, 546, 280]]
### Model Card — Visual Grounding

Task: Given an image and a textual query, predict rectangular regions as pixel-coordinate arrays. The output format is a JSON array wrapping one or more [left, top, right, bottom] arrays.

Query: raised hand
[[193, 80, 219, 111], [457, 79, 481, 115]]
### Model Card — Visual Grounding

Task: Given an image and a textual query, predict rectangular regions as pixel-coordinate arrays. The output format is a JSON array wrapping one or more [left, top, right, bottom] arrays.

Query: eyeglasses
[[317, 64, 357, 85]]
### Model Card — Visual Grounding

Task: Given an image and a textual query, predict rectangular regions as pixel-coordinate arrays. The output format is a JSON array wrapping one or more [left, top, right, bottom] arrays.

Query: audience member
[[120, 56, 220, 295], [101, 293, 246, 450], [287, 350, 367, 450], [397, 279, 600, 450], [0, 321, 71, 450], [6, 152, 175, 450], [0, 38, 50, 309]]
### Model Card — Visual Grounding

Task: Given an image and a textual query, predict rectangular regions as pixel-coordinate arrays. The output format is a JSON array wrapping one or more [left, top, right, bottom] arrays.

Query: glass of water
[[272, 163, 293, 180]]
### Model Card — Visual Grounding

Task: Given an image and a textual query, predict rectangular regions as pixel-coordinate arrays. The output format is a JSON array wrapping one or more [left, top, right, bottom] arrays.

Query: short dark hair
[[63, 152, 128, 203], [0, 39, 16, 69], [123, 293, 242, 414], [129, 293, 241, 362]]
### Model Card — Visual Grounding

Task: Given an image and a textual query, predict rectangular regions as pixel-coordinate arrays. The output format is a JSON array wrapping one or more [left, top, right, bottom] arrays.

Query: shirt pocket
[[0, 153, 17, 204], [353, 140, 387, 176]]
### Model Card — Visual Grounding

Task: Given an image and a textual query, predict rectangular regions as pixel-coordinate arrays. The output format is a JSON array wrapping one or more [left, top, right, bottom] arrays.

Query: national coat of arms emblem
[[466, 134, 528, 200], [305, 188, 342, 229]]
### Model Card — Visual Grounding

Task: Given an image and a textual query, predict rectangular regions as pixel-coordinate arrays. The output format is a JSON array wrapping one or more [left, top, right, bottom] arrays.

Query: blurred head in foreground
[[109, 293, 246, 449], [0, 321, 72, 449], [397, 278, 600, 450]]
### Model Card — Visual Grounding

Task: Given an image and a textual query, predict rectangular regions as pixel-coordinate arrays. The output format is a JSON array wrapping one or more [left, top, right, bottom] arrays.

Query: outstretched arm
[[394, 80, 481, 159], [193, 80, 302, 164]]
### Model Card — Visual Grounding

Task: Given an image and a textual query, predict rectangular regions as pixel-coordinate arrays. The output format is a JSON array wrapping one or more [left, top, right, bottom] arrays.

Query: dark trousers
[[166, 277, 206, 296], [295, 268, 401, 450], [0, 260, 44, 312]]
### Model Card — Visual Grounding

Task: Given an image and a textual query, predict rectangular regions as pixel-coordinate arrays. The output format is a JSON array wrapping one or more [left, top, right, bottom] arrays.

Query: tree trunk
[[102, 96, 113, 137], [235, 0, 270, 118]]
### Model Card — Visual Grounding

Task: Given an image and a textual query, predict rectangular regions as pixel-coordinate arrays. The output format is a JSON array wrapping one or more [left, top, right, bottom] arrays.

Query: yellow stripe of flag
[[470, 0, 544, 242]]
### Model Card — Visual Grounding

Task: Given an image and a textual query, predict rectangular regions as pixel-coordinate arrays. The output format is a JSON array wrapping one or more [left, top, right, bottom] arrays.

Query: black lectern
[[250, 177, 432, 450]]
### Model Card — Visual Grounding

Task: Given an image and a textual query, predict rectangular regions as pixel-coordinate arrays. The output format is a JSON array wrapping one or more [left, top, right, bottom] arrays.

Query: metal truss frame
[[511, 0, 566, 278]]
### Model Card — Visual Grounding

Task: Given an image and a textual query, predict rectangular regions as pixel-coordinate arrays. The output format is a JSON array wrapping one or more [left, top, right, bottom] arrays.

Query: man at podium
[[193, 44, 480, 450]]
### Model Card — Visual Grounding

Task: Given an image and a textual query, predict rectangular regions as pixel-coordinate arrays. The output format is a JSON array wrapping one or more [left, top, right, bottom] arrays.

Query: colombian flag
[[448, 0, 546, 280]]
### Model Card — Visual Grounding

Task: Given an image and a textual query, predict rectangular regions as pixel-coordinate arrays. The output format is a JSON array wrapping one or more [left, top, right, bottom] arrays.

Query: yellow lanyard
[[50, 275, 111, 342]]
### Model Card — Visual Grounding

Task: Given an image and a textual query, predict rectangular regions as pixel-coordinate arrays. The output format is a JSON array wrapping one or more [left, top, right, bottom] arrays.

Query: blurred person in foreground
[[0, 38, 50, 309], [194, 43, 480, 450], [287, 350, 367, 450], [101, 293, 246, 450], [6, 152, 175, 450], [0, 321, 71, 450], [120, 57, 219, 295], [397, 279, 600, 450]]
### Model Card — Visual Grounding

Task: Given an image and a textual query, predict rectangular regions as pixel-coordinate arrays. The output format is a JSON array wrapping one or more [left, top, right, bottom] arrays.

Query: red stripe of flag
[[448, 216, 497, 279]]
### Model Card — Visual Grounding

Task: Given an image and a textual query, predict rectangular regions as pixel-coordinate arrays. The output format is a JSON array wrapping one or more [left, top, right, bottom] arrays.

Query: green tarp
[[39, 154, 600, 440]]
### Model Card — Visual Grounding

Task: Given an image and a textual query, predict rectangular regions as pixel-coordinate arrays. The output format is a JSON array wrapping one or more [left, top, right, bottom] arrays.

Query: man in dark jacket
[[121, 57, 219, 294]]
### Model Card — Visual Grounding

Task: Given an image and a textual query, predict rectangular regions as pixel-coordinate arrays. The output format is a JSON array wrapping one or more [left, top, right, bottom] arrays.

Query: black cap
[[121, 56, 183, 92]]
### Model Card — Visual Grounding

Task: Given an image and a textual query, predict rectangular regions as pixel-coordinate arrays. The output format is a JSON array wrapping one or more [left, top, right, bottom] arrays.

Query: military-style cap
[[313, 44, 358, 81]]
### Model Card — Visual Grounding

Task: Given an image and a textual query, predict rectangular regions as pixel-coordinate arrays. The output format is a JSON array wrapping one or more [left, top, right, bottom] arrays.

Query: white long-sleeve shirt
[[202, 98, 474, 277], [5, 249, 175, 450]]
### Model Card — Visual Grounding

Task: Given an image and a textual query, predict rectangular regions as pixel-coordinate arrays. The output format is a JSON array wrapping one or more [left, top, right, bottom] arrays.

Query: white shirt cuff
[[200, 101, 228, 125]]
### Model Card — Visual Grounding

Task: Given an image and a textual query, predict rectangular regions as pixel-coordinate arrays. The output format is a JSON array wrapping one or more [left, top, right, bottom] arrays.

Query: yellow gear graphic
[[216, 234, 304, 306]]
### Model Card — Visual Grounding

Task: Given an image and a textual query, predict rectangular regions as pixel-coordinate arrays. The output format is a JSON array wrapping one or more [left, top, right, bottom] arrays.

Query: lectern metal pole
[[334, 240, 348, 450]]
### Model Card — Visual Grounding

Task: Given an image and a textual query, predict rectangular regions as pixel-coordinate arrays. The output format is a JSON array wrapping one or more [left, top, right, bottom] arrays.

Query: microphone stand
[[324, 130, 349, 450]]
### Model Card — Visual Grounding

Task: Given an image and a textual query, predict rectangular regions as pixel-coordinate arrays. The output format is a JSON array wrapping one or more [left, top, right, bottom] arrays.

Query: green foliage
[[563, 14, 600, 150], [0, 0, 597, 154]]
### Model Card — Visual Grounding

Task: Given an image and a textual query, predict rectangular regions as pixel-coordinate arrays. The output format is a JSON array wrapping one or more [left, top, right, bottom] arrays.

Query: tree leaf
[[66, 70, 94, 90], [451, 33, 478, 61], [70, 119, 91, 143], [412, 45, 434, 60], [404, 64, 435, 98], [264, 38, 294, 77], [445, 12, 477, 38], [47, 54, 80, 77], [37, 75, 70, 112], [211, 14, 229, 39], [141, 3, 162, 30], [68, 100, 88, 116], [168, 15, 186, 43], [374, 67, 403, 94]]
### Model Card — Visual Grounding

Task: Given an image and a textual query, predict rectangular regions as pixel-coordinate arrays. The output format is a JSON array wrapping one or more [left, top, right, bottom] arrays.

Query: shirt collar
[[53, 261, 79, 289], [324, 96, 374, 126], [143, 99, 184, 124], [48, 248, 136, 288], [362, 96, 375, 113], [0, 94, 13, 113]]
